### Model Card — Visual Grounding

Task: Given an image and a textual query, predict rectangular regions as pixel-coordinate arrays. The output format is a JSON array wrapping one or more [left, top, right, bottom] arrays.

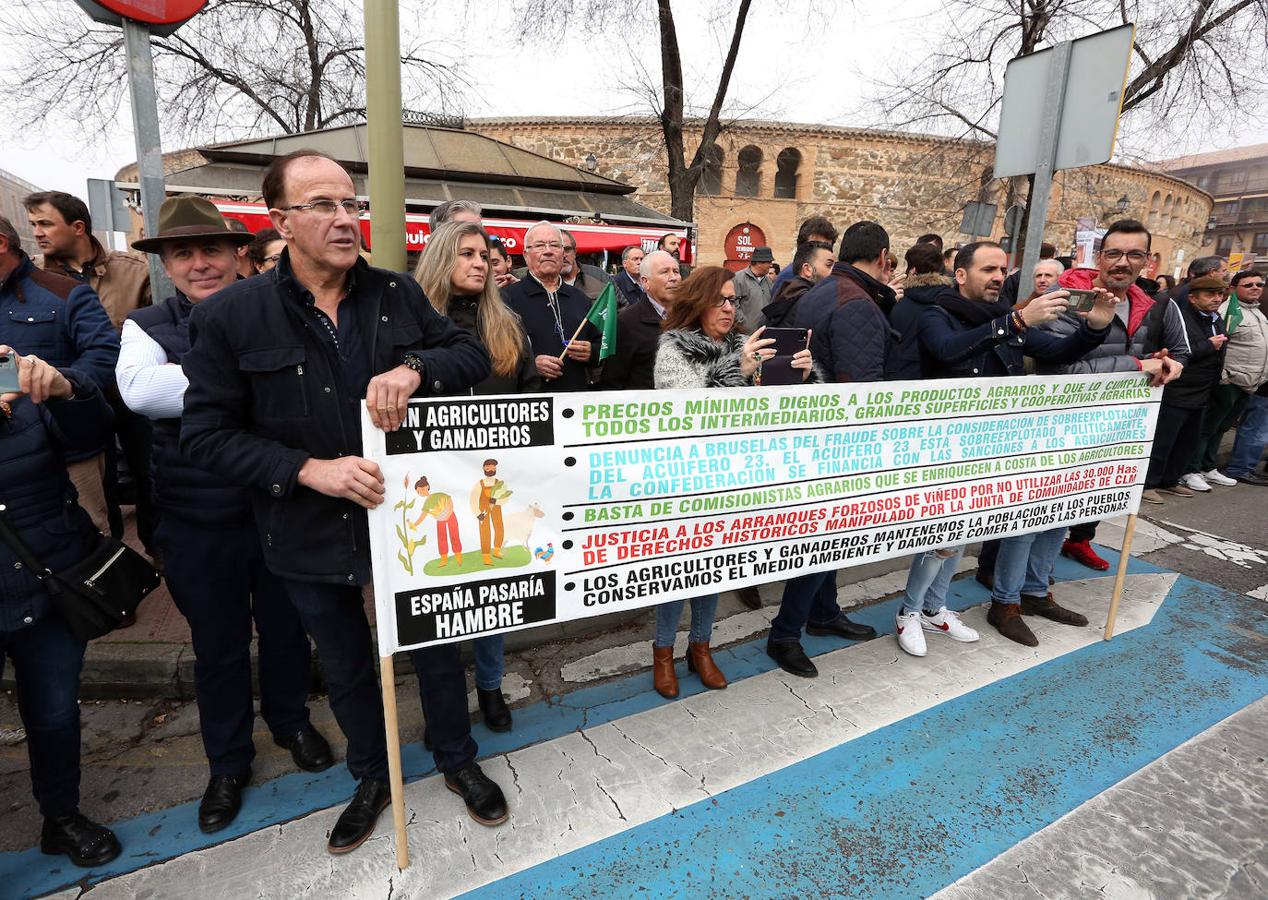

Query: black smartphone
[[757, 327, 809, 385], [1064, 289, 1098, 313], [0, 353, 19, 393]]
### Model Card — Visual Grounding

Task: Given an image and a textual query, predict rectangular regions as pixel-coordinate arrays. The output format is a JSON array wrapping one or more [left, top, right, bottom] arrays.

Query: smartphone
[[1064, 289, 1099, 313], [757, 327, 810, 386], [0, 353, 19, 393]]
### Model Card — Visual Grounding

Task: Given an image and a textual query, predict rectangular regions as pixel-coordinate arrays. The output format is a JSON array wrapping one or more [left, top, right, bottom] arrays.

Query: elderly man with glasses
[[179, 150, 506, 855], [502, 221, 599, 391]]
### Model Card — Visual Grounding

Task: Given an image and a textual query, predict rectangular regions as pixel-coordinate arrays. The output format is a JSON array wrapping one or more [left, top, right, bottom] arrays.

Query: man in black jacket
[[180, 151, 504, 855], [502, 222, 598, 391], [599, 249, 679, 390], [614, 245, 647, 306]]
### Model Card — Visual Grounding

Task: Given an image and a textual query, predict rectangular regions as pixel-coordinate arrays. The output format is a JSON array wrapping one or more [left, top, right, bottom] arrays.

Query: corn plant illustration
[[395, 475, 425, 575]]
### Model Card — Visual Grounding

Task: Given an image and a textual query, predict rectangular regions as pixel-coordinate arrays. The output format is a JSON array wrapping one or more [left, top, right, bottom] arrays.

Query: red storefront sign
[[211, 201, 692, 262], [86, 0, 207, 25], [723, 222, 766, 272]]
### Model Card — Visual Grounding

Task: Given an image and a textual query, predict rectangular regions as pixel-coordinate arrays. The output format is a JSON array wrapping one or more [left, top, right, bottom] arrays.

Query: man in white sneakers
[[895, 547, 979, 657]]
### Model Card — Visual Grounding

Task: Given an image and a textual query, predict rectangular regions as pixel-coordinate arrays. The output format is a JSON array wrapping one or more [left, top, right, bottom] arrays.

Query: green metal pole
[[362, 0, 406, 272]]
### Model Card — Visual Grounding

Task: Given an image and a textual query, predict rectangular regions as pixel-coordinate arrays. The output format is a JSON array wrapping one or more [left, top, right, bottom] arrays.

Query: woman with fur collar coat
[[647, 266, 818, 699]]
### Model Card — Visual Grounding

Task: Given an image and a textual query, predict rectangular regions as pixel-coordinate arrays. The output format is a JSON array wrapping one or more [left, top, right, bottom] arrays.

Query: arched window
[[1148, 191, 1161, 228], [698, 145, 724, 196], [735, 145, 763, 197], [774, 147, 801, 199], [1162, 194, 1174, 227]]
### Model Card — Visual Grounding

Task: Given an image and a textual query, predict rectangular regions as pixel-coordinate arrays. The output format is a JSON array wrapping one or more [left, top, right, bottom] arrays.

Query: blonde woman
[[412, 222, 540, 735]]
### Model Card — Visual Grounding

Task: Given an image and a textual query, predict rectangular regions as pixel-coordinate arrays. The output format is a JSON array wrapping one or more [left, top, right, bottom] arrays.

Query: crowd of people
[[1, 148, 1265, 867]]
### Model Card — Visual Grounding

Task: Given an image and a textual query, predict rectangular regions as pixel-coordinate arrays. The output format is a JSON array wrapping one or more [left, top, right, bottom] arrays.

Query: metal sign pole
[[1018, 40, 1073, 295], [120, 19, 173, 300]]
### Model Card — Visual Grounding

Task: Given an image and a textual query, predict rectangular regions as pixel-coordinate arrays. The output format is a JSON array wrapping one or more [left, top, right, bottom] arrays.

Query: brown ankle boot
[[652, 646, 679, 699], [1020, 592, 1088, 626], [686, 642, 728, 690], [987, 601, 1038, 647]]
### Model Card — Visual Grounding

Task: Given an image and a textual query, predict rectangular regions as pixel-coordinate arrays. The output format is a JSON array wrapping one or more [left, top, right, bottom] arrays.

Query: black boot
[[41, 812, 122, 867], [477, 687, 513, 732], [327, 778, 391, 854]]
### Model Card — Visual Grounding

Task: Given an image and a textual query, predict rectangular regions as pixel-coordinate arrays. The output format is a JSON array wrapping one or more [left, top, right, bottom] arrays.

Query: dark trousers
[[156, 515, 312, 777], [768, 570, 842, 645], [407, 644, 478, 775], [0, 615, 87, 818], [284, 581, 389, 783], [1146, 404, 1206, 488], [1190, 383, 1250, 473], [978, 539, 999, 574], [104, 399, 157, 550], [1068, 520, 1097, 542]]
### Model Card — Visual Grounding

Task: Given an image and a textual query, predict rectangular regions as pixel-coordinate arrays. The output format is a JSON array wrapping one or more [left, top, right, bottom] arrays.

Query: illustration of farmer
[[410, 476, 462, 567], [469, 458, 512, 566]]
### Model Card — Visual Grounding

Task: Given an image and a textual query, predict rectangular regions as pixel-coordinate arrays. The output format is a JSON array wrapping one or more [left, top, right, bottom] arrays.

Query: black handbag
[[0, 511, 160, 641]]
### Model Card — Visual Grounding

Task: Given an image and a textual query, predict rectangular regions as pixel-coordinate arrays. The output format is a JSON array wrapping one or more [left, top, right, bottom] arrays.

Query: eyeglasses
[[526, 241, 563, 252], [711, 296, 736, 308], [284, 199, 366, 217], [1240, 281, 1265, 289], [1099, 249, 1148, 263], [263, 254, 283, 264]]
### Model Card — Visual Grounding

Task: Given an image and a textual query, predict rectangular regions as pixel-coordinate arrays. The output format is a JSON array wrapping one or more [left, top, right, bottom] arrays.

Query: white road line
[[65, 573, 1175, 900]]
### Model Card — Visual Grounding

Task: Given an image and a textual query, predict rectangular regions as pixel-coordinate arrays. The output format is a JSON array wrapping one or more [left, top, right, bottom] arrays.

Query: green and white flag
[[584, 282, 620, 361]]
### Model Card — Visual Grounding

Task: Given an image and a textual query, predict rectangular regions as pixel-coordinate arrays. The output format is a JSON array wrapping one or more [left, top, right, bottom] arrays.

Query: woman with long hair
[[649, 266, 817, 699], [412, 222, 540, 733]]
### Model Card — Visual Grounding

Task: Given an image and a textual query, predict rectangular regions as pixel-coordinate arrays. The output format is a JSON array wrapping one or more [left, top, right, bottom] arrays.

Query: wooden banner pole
[[1103, 513, 1138, 641], [380, 653, 410, 869], [557, 319, 587, 361]]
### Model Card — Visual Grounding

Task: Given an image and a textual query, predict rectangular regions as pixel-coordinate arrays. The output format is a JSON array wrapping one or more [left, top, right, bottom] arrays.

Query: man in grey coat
[[732, 246, 774, 327]]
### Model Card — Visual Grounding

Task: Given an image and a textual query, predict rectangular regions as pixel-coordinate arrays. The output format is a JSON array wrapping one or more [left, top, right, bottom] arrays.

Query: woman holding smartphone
[[649, 267, 818, 699]]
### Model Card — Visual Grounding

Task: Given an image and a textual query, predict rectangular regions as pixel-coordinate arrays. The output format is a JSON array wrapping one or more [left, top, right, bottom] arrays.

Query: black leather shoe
[[198, 773, 250, 833], [41, 812, 122, 868], [275, 725, 334, 773], [477, 687, 513, 732], [327, 778, 391, 854], [766, 642, 818, 678], [806, 614, 876, 640], [444, 763, 509, 826], [736, 586, 763, 610]]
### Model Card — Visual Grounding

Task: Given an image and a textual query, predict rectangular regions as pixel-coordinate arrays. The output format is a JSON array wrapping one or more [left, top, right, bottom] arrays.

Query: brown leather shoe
[[987, 601, 1038, 646], [1020, 592, 1088, 626], [686, 641, 728, 690], [652, 646, 679, 698]]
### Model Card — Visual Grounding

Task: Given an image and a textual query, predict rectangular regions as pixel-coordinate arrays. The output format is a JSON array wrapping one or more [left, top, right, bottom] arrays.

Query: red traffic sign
[[77, 0, 206, 27]]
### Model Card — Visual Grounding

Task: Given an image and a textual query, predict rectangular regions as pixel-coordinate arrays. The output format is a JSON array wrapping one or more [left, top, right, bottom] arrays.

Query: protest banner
[[361, 372, 1159, 863], [363, 373, 1159, 655]]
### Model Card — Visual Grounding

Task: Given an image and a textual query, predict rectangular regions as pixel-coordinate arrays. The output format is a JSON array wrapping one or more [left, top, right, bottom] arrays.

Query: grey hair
[[1188, 255, 1223, 279], [524, 220, 562, 246], [1034, 258, 1065, 274], [621, 245, 643, 262], [0, 216, 22, 256], [430, 199, 482, 227], [640, 249, 674, 279]]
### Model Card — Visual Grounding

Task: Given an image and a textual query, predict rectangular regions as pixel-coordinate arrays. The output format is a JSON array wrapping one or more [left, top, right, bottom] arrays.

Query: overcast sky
[[3, 0, 1264, 198]]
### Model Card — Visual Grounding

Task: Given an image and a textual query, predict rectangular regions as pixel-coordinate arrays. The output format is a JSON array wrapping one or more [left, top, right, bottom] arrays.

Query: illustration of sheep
[[502, 503, 545, 549]]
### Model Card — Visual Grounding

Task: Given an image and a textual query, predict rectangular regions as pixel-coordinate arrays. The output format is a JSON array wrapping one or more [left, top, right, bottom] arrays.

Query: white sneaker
[[1204, 469, 1237, 487], [896, 609, 927, 657], [1179, 472, 1211, 492], [922, 608, 980, 643]]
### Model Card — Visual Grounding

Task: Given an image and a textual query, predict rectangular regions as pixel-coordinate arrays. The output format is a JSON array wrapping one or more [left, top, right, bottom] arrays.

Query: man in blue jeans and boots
[[181, 151, 506, 854], [766, 221, 912, 677]]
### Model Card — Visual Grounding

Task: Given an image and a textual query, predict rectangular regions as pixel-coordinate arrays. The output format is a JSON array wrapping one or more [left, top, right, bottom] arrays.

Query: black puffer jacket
[[0, 371, 112, 631], [443, 294, 541, 396]]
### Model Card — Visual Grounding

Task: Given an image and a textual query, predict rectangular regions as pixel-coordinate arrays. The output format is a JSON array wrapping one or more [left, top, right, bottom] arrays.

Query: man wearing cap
[[179, 151, 502, 855], [732, 246, 774, 327], [117, 196, 333, 834]]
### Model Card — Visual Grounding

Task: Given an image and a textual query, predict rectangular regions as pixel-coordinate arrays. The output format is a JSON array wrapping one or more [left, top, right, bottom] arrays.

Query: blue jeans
[[472, 634, 504, 692], [653, 595, 719, 647], [1225, 394, 1268, 477], [0, 615, 87, 817], [992, 527, 1067, 605], [768, 570, 843, 646], [900, 547, 965, 615]]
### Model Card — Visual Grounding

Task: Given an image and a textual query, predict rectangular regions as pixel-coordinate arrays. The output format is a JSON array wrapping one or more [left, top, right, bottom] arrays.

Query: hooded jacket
[[761, 275, 815, 327], [1036, 268, 1191, 374], [890, 272, 952, 378]]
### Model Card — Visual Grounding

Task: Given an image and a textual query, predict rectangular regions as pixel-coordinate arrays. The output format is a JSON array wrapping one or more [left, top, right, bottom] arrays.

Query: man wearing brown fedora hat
[[118, 195, 333, 835], [178, 151, 502, 855]]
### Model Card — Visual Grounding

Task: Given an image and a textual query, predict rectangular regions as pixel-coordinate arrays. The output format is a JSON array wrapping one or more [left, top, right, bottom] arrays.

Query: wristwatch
[[402, 352, 426, 376]]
